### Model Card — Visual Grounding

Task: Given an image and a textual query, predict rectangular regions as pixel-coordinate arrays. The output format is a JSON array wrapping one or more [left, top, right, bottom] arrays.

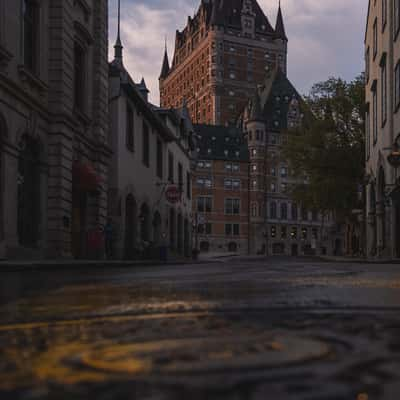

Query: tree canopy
[[283, 74, 365, 220]]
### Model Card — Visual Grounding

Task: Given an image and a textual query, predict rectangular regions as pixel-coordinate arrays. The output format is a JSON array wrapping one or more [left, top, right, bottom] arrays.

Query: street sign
[[165, 185, 181, 204]]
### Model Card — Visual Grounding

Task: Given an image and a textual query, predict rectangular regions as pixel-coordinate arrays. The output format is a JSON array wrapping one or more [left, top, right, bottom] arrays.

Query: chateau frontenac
[[159, 0, 288, 126]]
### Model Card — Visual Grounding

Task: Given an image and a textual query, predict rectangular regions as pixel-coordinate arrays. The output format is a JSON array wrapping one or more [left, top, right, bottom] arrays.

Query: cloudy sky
[[108, 0, 367, 104]]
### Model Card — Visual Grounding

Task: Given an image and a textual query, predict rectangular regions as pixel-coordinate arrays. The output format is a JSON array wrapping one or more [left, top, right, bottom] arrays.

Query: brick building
[[192, 125, 249, 254], [159, 0, 288, 126]]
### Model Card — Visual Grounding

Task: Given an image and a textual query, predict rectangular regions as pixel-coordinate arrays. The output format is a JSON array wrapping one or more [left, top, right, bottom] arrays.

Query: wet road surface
[[0, 256, 400, 399]]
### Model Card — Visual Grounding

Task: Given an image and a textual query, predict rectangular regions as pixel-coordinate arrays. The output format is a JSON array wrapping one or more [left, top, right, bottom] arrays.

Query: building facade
[[365, 0, 400, 259], [0, 0, 110, 259], [109, 33, 194, 259], [242, 68, 337, 256], [159, 0, 288, 126], [192, 125, 249, 254]]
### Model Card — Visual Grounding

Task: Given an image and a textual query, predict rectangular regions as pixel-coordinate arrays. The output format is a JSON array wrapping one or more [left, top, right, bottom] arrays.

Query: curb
[[0, 259, 219, 273]]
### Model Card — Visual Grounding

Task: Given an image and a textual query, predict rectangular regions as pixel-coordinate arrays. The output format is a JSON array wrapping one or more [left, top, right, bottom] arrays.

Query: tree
[[283, 74, 365, 221]]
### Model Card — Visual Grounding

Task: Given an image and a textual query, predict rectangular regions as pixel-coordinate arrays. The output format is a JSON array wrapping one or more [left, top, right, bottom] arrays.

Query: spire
[[114, 0, 123, 61], [275, 1, 287, 41], [159, 39, 170, 80]]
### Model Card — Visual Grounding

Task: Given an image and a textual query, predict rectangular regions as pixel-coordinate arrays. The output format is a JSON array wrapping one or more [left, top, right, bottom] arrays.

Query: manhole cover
[[32, 333, 330, 385]]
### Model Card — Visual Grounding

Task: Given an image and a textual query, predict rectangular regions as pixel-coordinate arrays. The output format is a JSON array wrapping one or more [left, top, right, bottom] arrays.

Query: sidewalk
[[0, 257, 208, 272], [318, 255, 400, 264]]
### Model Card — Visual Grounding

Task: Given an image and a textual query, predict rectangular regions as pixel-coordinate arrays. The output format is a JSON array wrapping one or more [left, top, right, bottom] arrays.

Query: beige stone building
[[108, 23, 194, 259], [0, 0, 110, 259], [365, 0, 400, 259]]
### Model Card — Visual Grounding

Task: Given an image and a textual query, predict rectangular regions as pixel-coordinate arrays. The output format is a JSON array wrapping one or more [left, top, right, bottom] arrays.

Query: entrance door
[[124, 195, 136, 259]]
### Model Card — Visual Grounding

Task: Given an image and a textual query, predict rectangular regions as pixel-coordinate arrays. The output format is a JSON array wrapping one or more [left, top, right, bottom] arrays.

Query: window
[[312, 228, 318, 240], [225, 224, 240, 236], [281, 226, 287, 239], [232, 164, 240, 172], [281, 167, 288, 178], [395, 61, 400, 110], [270, 226, 277, 238], [197, 160, 212, 169], [291, 227, 297, 240], [372, 83, 378, 144], [168, 152, 174, 182], [301, 207, 308, 221], [280, 203, 288, 220], [74, 42, 86, 110], [395, 0, 400, 38], [142, 122, 150, 167], [197, 197, 212, 213], [381, 55, 387, 126], [281, 183, 288, 193], [126, 103, 134, 151], [382, 0, 387, 30], [156, 138, 163, 179], [312, 210, 318, 222], [365, 48, 370, 81], [198, 223, 212, 235], [301, 228, 308, 240], [291, 203, 298, 220], [186, 172, 191, 199], [225, 198, 240, 215], [373, 19, 377, 59], [270, 202, 277, 219], [270, 182, 276, 192], [196, 177, 212, 188], [23, 0, 38, 73]]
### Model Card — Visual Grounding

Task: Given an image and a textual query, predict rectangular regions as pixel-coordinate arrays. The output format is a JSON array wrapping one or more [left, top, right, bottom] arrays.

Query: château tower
[[159, 0, 288, 126]]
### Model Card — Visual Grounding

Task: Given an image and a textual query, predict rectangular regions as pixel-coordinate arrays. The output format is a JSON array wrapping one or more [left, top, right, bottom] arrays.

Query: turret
[[275, 1, 287, 41], [112, 0, 123, 68], [159, 43, 170, 80], [137, 78, 149, 102]]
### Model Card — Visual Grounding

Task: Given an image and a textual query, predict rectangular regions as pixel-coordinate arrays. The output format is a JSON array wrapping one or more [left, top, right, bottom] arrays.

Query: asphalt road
[[0, 256, 400, 400]]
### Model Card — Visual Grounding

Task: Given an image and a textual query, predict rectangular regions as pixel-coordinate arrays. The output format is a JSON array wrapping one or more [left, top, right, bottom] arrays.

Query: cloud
[[108, 0, 367, 104]]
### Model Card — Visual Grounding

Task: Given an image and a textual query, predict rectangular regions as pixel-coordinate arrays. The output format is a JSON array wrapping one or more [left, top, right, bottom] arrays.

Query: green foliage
[[283, 74, 365, 219]]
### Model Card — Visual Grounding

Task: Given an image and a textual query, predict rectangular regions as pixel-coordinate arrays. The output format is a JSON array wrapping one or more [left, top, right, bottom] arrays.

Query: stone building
[[365, 0, 400, 259], [192, 124, 249, 254], [241, 67, 337, 256], [0, 0, 110, 259], [108, 22, 194, 259], [159, 0, 288, 126]]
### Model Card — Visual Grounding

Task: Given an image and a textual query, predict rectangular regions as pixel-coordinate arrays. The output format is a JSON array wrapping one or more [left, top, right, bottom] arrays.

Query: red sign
[[165, 185, 181, 204]]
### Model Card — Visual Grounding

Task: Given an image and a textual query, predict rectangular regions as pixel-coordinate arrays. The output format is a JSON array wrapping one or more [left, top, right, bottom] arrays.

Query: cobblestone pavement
[[0, 257, 400, 399]]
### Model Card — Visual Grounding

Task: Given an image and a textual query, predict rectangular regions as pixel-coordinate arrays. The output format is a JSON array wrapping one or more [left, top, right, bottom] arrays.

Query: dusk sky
[[108, 0, 367, 104]]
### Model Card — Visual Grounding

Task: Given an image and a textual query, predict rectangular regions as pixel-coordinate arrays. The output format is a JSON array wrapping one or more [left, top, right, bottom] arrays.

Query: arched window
[[18, 135, 41, 247], [270, 202, 277, 219]]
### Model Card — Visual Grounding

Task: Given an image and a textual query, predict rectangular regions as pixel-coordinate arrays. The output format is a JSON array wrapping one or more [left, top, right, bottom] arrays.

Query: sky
[[108, 0, 367, 105]]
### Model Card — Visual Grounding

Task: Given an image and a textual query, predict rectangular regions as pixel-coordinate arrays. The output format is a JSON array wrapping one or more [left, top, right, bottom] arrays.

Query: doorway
[[291, 244, 298, 256]]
